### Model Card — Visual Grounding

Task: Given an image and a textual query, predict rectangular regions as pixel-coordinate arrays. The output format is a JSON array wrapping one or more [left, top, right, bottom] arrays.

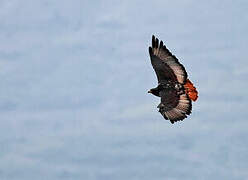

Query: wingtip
[[151, 35, 159, 49], [155, 38, 159, 48], [149, 47, 153, 56], [160, 40, 163, 48], [170, 120, 175, 124], [152, 35, 156, 47]]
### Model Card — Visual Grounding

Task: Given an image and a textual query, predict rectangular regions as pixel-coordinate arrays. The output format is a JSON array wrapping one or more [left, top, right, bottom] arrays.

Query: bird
[[148, 35, 198, 123]]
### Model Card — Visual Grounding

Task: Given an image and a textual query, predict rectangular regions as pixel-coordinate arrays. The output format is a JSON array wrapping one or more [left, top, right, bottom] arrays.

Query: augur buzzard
[[148, 35, 198, 123]]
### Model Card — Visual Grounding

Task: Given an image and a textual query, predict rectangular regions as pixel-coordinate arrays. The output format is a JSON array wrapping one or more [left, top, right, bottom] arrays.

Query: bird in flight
[[148, 35, 198, 123]]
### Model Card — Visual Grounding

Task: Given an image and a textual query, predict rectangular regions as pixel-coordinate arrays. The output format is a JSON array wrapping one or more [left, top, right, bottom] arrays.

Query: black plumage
[[148, 35, 196, 123]]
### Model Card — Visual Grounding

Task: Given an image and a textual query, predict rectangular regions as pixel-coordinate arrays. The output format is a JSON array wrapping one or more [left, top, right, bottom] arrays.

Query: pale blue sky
[[0, 0, 248, 179]]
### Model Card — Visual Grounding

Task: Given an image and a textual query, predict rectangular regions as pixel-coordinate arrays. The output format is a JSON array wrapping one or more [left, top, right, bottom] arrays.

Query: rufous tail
[[184, 79, 198, 101]]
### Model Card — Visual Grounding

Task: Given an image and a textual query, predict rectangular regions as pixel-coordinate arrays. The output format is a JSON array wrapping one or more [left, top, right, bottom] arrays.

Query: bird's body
[[148, 35, 198, 123], [149, 80, 184, 97]]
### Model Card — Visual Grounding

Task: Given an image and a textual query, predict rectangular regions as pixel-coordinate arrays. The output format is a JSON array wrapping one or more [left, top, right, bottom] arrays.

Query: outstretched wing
[[159, 89, 192, 123], [149, 35, 188, 84]]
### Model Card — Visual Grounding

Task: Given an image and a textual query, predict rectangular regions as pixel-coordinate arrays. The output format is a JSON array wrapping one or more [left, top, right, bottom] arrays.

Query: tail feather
[[184, 79, 198, 101]]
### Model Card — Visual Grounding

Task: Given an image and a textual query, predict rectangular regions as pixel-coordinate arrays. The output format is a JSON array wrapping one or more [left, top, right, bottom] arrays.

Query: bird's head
[[148, 88, 159, 96]]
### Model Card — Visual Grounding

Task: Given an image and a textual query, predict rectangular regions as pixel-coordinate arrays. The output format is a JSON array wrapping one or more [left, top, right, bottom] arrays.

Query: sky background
[[0, 0, 248, 179]]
